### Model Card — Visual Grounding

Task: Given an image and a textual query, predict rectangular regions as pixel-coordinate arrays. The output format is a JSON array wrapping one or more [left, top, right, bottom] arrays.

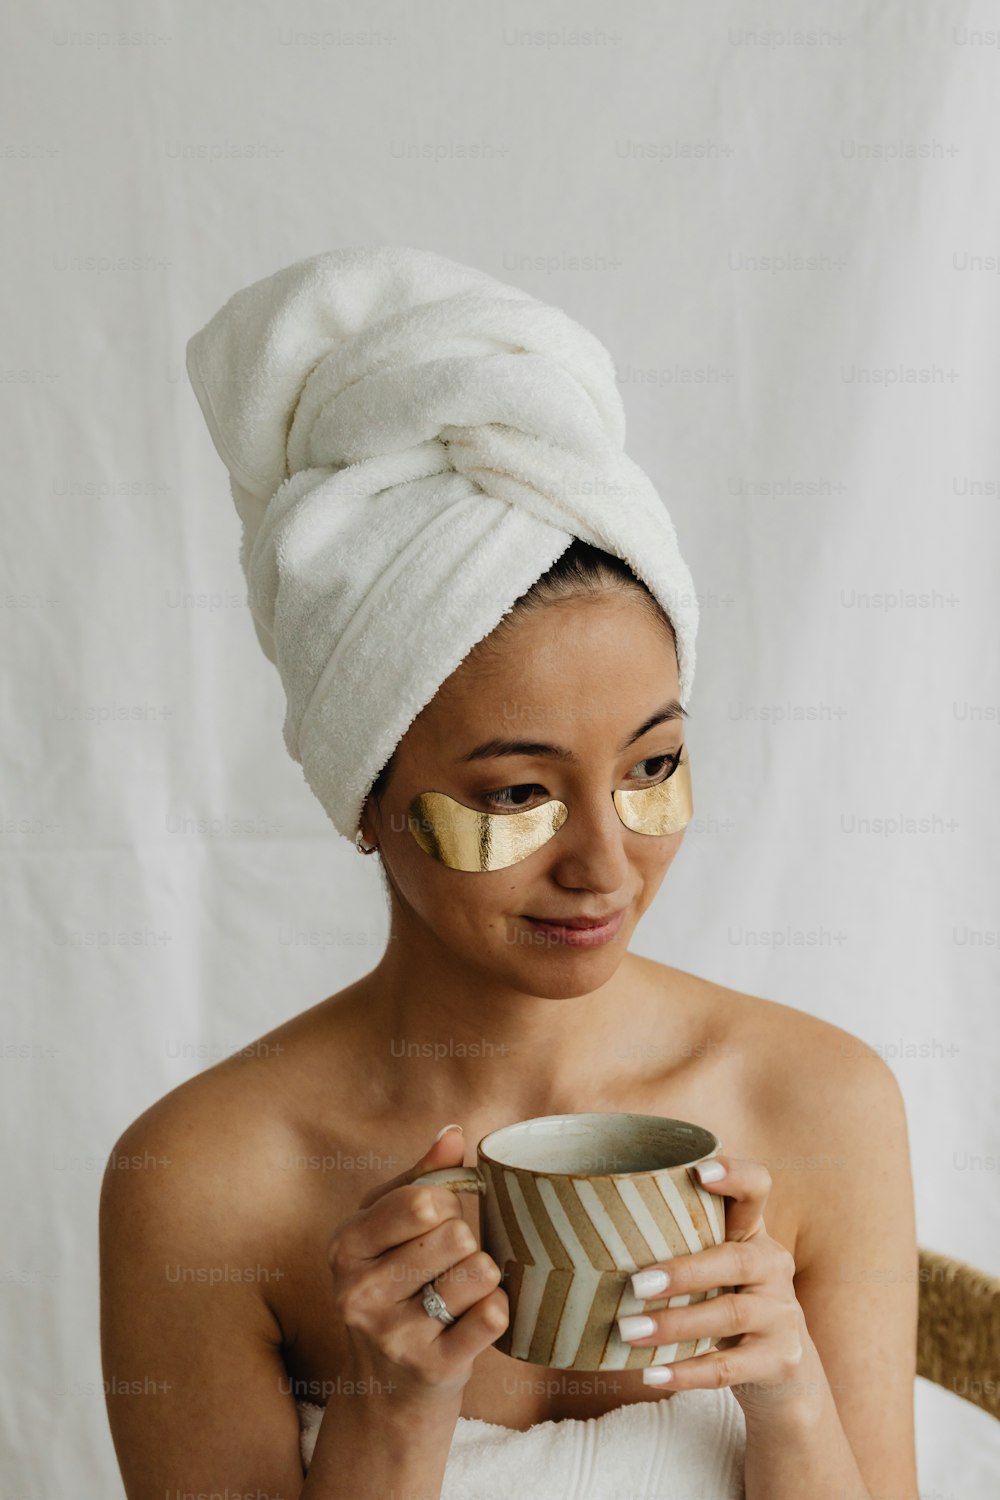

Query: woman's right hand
[[325, 1125, 509, 1410]]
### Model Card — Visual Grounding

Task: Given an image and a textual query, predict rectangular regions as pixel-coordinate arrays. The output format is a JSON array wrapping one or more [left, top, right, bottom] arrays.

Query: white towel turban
[[185, 247, 699, 842]]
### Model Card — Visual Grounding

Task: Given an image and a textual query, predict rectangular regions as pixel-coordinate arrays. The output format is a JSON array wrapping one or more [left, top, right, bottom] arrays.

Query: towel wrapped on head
[[184, 246, 699, 841]]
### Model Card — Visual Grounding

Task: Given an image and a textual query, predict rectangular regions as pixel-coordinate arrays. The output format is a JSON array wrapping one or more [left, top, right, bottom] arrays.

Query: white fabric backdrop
[[3, 2, 998, 1495]]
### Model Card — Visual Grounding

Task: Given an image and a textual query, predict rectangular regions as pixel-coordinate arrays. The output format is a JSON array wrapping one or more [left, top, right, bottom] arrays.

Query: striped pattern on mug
[[481, 1158, 727, 1371]]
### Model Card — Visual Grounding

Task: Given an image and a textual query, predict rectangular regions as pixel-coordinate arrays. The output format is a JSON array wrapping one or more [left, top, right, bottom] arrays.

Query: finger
[[631, 1237, 770, 1300], [350, 1254, 507, 1384], [418, 1283, 511, 1374], [638, 1340, 765, 1393], [411, 1250, 503, 1323], [690, 1155, 772, 1240], [335, 1180, 464, 1268], [357, 1125, 467, 1210], [617, 1289, 765, 1348], [369, 1213, 483, 1307]]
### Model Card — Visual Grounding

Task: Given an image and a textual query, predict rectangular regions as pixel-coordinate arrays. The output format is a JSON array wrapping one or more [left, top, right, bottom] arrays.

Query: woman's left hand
[[616, 1155, 815, 1426]]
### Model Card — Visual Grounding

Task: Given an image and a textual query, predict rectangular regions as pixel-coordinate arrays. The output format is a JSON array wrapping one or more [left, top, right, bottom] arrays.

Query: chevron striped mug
[[413, 1110, 728, 1372]]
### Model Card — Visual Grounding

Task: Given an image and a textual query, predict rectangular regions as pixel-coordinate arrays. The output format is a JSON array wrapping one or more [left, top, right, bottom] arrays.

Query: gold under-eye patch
[[407, 791, 569, 872], [613, 754, 693, 836], [406, 755, 693, 872]]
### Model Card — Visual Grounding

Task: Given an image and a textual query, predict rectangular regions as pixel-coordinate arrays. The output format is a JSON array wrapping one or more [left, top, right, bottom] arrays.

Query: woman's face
[[363, 590, 690, 997]]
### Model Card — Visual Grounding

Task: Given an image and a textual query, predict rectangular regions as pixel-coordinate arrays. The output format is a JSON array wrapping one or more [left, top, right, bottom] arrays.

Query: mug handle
[[412, 1166, 487, 1196]]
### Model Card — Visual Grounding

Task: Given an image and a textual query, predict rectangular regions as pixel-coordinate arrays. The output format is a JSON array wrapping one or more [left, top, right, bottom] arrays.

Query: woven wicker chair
[[917, 1246, 1000, 1420]]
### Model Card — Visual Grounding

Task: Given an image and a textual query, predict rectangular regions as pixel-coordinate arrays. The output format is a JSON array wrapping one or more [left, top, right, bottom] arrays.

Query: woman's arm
[[619, 1023, 921, 1498], [777, 1041, 921, 1499], [99, 1094, 461, 1500], [99, 1103, 307, 1498]]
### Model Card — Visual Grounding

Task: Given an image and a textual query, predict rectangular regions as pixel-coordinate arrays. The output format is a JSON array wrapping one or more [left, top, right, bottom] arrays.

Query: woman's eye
[[481, 784, 544, 812], [631, 751, 682, 783], [480, 750, 683, 812]]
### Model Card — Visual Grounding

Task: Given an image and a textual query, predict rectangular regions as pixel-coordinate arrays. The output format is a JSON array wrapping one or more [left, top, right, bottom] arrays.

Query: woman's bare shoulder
[[635, 958, 903, 1261], [116, 985, 362, 1140], [634, 954, 898, 1173], [638, 953, 882, 1077], [104, 1001, 352, 1265]]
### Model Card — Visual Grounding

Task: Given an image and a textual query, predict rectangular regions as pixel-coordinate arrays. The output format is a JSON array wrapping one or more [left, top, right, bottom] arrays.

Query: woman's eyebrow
[[454, 701, 688, 764]]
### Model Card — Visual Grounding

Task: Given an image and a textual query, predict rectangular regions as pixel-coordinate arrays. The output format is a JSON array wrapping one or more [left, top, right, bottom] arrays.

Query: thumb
[[357, 1123, 466, 1209], [419, 1123, 467, 1172]]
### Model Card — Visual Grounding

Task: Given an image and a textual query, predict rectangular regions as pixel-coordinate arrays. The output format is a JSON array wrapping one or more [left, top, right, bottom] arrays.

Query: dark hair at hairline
[[366, 538, 676, 810]]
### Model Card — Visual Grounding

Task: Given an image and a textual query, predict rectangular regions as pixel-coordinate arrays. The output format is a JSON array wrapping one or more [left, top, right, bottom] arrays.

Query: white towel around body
[[296, 1390, 746, 1499]]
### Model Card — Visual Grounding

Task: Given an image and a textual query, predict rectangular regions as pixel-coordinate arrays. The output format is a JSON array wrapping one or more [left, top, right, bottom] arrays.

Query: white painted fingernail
[[695, 1159, 726, 1183], [618, 1314, 657, 1341], [642, 1366, 674, 1385], [433, 1123, 464, 1142], [631, 1268, 670, 1298]]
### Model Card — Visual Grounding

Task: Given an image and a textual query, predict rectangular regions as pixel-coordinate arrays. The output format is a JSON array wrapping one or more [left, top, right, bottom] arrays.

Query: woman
[[100, 249, 919, 1500]]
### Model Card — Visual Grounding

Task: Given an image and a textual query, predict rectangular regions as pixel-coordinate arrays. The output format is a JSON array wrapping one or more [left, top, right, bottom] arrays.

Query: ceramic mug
[[413, 1110, 729, 1372]]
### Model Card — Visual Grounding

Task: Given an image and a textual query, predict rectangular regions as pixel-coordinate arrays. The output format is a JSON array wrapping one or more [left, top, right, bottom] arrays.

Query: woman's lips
[[520, 910, 626, 947]]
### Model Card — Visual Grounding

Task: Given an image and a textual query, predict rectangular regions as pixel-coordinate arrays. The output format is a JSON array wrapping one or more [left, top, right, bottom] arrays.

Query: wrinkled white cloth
[[297, 1392, 745, 1499], [185, 246, 699, 841]]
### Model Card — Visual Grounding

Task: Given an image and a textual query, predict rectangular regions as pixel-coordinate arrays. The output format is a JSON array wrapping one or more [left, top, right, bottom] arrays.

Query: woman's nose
[[546, 792, 632, 890]]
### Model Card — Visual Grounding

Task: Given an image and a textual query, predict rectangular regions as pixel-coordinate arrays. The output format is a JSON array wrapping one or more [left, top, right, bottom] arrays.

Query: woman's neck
[[338, 948, 682, 1126]]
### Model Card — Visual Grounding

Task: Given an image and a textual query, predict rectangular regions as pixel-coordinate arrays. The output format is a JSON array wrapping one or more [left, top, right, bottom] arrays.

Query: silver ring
[[421, 1280, 456, 1325]]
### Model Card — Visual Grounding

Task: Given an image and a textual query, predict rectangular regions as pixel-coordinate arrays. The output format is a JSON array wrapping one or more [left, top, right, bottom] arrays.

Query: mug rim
[[474, 1110, 721, 1177]]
